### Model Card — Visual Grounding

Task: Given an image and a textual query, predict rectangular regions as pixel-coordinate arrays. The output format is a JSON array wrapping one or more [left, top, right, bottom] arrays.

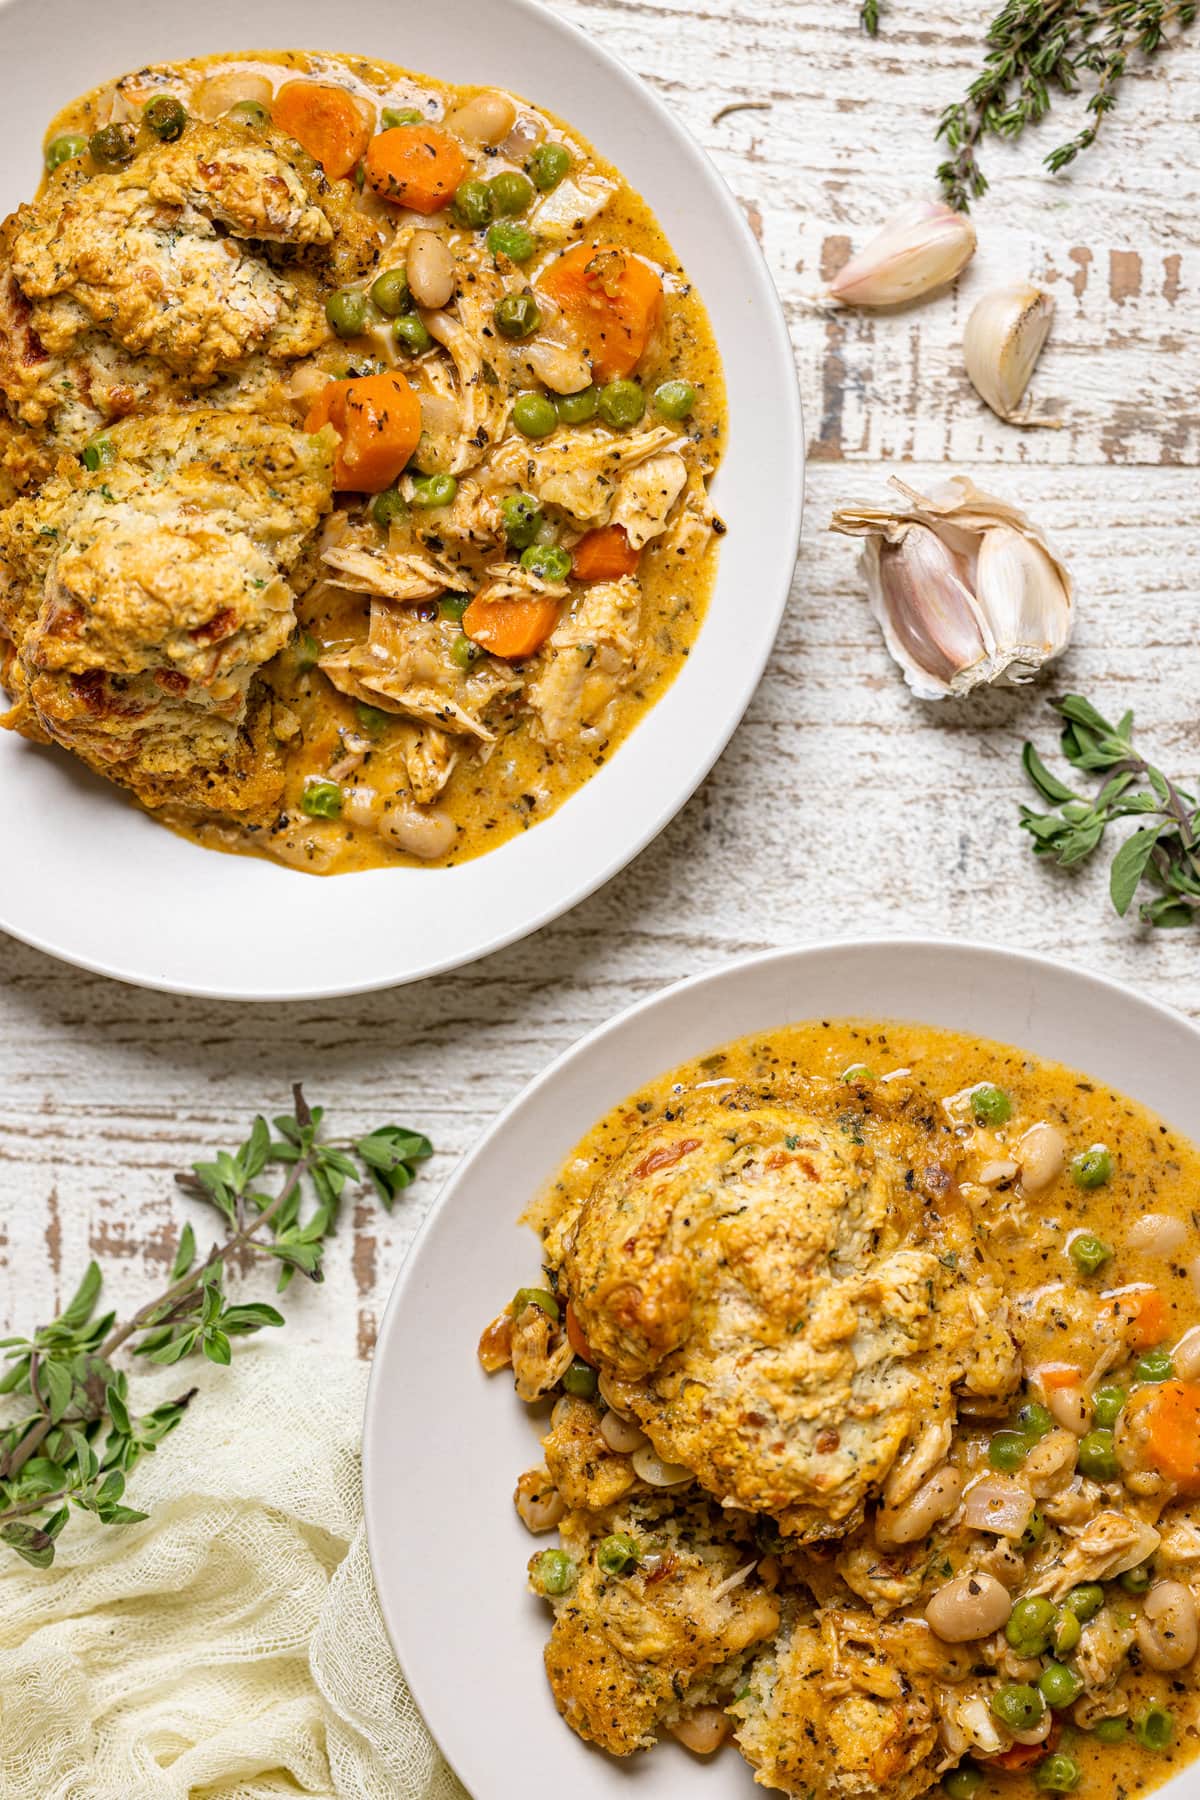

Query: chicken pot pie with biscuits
[[482, 1018, 1200, 1798], [0, 52, 724, 871]]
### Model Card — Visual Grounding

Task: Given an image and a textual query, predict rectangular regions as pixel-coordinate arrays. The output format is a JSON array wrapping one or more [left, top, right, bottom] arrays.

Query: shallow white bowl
[[0, 0, 801, 999], [364, 938, 1200, 1800]]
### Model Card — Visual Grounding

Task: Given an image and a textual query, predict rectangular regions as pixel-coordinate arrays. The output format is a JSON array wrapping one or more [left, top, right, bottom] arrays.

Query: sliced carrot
[[571, 524, 640, 582], [1125, 1380, 1200, 1492], [461, 594, 560, 661], [565, 1301, 596, 1367], [539, 244, 663, 382], [1129, 1287, 1169, 1350], [365, 124, 469, 213], [985, 1721, 1062, 1773], [273, 80, 372, 180], [304, 372, 421, 492], [1039, 1363, 1084, 1390]]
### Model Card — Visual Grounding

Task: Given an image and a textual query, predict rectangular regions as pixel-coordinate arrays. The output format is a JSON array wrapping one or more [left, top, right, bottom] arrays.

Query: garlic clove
[[974, 525, 1072, 682], [828, 200, 977, 308], [963, 283, 1058, 425], [873, 525, 992, 698]]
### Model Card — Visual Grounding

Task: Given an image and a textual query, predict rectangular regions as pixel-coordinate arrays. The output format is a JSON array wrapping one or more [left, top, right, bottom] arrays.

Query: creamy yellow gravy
[[528, 1017, 1200, 1800], [46, 53, 726, 874]]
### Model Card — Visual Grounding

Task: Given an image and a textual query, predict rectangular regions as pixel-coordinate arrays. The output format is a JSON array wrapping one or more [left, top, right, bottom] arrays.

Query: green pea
[[1005, 1596, 1057, 1657], [300, 779, 343, 819], [598, 378, 645, 430], [44, 132, 89, 173], [1064, 1584, 1105, 1623], [411, 473, 458, 509], [1070, 1145, 1113, 1188], [1133, 1703, 1174, 1751], [1034, 1753, 1081, 1793], [520, 543, 571, 583], [532, 1548, 576, 1596], [488, 170, 534, 216], [653, 379, 697, 420], [494, 292, 541, 340], [1016, 1403, 1054, 1442], [990, 1684, 1045, 1732], [513, 392, 557, 439], [555, 386, 599, 425], [372, 486, 408, 531], [1092, 1717, 1128, 1744], [970, 1083, 1012, 1126], [394, 314, 433, 355], [371, 267, 411, 316], [142, 95, 187, 141], [562, 1358, 598, 1398], [326, 289, 368, 338], [841, 1064, 875, 1084], [1039, 1662, 1083, 1709], [501, 493, 542, 550], [452, 178, 493, 228], [81, 437, 115, 473], [439, 594, 470, 623], [486, 220, 536, 263], [451, 633, 481, 670], [1077, 1428, 1118, 1481], [596, 1532, 639, 1577], [527, 141, 571, 191], [1119, 1561, 1152, 1593], [89, 123, 137, 169], [1069, 1232, 1113, 1275], [989, 1430, 1030, 1472], [1052, 1607, 1081, 1654], [943, 1767, 983, 1800], [382, 106, 423, 129], [1022, 1508, 1047, 1552], [1135, 1350, 1174, 1384], [226, 99, 271, 127], [355, 702, 391, 736], [1092, 1385, 1126, 1428], [511, 1286, 559, 1322]]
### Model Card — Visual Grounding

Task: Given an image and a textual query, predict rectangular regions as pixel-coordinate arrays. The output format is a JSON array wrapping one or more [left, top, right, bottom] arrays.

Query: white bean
[[1023, 1428, 1080, 1492], [444, 89, 516, 145], [598, 1372, 638, 1420], [194, 69, 274, 122], [513, 1468, 566, 1534], [631, 1445, 693, 1488], [1136, 1580, 1198, 1671], [1044, 1385, 1092, 1437], [1174, 1324, 1200, 1381], [925, 1573, 1013, 1642], [877, 1466, 964, 1547], [599, 1410, 648, 1454], [1017, 1123, 1067, 1193], [670, 1706, 730, 1755], [1126, 1212, 1187, 1257], [406, 232, 457, 310], [378, 802, 456, 861]]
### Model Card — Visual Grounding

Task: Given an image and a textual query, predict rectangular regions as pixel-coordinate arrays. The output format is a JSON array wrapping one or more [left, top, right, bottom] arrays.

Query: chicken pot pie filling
[[481, 1018, 1200, 1798], [0, 52, 724, 871]]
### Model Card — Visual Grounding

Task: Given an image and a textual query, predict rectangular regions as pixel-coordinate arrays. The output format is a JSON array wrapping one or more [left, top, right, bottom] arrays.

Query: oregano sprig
[[0, 1086, 432, 1568], [1020, 694, 1200, 926]]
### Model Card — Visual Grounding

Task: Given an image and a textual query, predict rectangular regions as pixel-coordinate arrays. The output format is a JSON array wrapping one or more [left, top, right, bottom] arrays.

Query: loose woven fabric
[[0, 1342, 467, 1800]]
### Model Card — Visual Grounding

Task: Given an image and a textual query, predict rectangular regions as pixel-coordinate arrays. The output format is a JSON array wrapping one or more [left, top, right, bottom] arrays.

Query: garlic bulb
[[963, 283, 1058, 425], [829, 476, 1074, 700], [828, 201, 977, 308]]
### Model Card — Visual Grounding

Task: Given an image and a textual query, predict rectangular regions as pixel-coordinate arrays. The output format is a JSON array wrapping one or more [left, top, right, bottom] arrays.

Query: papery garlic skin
[[830, 476, 1074, 700], [828, 201, 977, 308], [963, 284, 1056, 424]]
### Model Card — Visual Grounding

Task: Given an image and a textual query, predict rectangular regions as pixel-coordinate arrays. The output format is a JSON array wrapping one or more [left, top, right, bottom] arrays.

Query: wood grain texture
[[1, 0, 1198, 1358]]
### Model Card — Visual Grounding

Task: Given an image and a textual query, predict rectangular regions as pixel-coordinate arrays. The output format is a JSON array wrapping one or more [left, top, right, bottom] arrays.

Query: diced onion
[[962, 1476, 1035, 1539]]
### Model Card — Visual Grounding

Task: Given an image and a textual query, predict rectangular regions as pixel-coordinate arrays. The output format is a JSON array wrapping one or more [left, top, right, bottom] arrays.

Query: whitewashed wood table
[[1, 0, 1197, 1355]]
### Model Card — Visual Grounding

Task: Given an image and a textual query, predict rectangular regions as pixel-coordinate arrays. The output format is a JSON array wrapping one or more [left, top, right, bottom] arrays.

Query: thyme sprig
[[0, 1087, 432, 1568], [1020, 695, 1200, 926], [936, 0, 1196, 209]]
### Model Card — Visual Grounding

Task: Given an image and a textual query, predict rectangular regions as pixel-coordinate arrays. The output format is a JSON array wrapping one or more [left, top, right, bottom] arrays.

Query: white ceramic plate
[[364, 938, 1200, 1800], [0, 0, 802, 1000]]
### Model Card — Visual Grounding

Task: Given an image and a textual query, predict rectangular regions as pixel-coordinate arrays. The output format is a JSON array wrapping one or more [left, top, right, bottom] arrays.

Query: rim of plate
[[363, 936, 1200, 1798], [0, 0, 803, 1000]]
